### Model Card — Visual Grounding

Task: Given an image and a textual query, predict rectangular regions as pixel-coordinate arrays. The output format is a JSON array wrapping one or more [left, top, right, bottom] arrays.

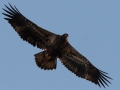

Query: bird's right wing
[[59, 42, 112, 88], [2, 3, 57, 50]]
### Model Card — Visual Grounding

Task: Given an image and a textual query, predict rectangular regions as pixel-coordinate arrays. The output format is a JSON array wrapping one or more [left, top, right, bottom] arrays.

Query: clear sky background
[[0, 0, 120, 90]]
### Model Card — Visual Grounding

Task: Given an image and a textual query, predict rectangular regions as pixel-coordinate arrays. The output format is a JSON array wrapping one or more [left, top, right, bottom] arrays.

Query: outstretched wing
[[59, 43, 112, 88], [2, 3, 57, 49]]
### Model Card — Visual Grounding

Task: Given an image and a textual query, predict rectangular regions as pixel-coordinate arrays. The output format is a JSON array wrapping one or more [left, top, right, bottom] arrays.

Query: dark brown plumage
[[2, 3, 112, 88]]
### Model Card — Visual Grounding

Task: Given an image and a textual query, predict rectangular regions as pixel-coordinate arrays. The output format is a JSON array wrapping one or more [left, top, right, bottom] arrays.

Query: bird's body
[[2, 3, 112, 88], [35, 34, 69, 70]]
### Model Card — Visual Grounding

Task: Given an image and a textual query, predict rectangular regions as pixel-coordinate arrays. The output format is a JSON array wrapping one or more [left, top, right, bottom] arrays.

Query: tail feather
[[34, 51, 57, 70]]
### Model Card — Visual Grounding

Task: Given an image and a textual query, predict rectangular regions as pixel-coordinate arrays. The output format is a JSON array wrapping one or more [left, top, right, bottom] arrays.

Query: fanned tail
[[34, 51, 57, 70]]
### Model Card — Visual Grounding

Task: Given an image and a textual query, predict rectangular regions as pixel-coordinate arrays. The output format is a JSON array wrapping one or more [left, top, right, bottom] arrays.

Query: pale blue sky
[[0, 0, 120, 90]]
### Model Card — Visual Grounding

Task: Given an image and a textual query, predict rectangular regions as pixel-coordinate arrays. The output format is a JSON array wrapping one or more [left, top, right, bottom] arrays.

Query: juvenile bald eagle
[[2, 3, 112, 88]]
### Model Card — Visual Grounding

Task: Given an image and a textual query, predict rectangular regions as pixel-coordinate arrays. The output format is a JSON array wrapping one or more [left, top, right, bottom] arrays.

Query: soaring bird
[[2, 3, 112, 88]]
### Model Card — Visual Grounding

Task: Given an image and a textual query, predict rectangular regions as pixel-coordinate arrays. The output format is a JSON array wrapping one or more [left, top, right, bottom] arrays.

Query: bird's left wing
[[2, 3, 57, 50], [59, 42, 112, 88]]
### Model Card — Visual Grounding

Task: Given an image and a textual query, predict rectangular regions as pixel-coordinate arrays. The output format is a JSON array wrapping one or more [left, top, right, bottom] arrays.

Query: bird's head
[[61, 33, 68, 41]]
